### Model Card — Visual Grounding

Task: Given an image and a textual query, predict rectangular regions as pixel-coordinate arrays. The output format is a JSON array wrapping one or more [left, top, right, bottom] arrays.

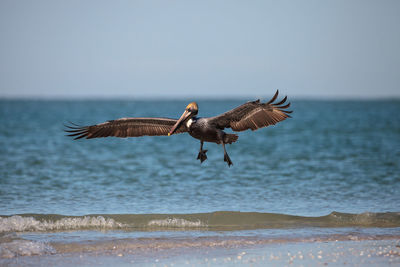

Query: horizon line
[[1, 94, 400, 101]]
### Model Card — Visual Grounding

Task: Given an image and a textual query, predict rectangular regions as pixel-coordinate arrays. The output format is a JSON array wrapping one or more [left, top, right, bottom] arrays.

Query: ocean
[[1, 99, 400, 265]]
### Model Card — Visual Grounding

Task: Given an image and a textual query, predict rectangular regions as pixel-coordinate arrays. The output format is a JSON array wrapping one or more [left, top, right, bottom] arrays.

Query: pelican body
[[65, 90, 292, 166]]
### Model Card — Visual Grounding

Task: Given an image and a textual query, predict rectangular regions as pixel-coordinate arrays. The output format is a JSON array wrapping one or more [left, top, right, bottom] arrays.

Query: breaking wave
[[0, 215, 124, 233], [148, 218, 205, 228], [1, 211, 400, 233]]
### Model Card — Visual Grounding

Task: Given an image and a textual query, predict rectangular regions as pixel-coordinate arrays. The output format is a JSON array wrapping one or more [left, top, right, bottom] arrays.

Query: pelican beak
[[169, 109, 191, 136]]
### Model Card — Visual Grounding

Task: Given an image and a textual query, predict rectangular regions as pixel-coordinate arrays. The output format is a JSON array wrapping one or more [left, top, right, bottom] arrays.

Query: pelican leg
[[197, 141, 208, 163], [222, 142, 233, 167]]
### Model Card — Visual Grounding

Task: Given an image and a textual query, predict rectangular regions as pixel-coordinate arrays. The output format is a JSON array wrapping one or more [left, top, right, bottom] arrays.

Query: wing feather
[[209, 90, 292, 132], [65, 117, 187, 140]]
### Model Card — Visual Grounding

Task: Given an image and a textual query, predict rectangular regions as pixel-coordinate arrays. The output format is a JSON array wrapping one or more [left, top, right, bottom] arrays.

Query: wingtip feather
[[266, 90, 279, 104], [273, 95, 287, 106]]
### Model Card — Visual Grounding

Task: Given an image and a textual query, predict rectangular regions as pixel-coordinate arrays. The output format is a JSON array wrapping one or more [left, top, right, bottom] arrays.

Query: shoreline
[[1, 235, 399, 266]]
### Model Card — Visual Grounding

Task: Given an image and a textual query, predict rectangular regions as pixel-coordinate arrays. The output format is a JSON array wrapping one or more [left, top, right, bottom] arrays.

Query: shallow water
[[0, 99, 400, 261]]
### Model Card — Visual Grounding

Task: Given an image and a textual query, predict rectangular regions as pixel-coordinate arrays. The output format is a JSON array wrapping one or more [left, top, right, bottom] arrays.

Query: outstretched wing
[[65, 117, 188, 140], [209, 90, 292, 132]]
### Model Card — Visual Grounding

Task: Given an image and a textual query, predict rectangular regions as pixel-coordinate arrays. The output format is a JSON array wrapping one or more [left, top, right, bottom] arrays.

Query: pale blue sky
[[0, 0, 399, 99]]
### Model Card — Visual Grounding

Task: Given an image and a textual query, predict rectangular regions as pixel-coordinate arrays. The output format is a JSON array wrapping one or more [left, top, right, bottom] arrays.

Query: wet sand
[[2, 236, 400, 266]]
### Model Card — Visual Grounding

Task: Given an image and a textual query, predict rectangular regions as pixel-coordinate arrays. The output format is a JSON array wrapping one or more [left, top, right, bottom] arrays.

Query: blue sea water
[[0, 99, 400, 262], [1, 99, 399, 216]]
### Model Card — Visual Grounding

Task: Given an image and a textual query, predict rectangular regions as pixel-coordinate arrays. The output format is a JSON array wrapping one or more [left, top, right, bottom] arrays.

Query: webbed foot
[[224, 153, 233, 167], [197, 149, 208, 163]]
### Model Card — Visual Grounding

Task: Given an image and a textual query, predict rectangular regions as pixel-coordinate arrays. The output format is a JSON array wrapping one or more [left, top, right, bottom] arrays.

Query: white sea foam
[[0, 240, 55, 258], [148, 218, 205, 228], [0, 215, 125, 233]]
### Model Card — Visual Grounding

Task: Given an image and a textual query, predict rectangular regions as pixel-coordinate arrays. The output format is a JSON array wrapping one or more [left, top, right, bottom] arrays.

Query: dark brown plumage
[[65, 118, 187, 140], [65, 90, 291, 166], [209, 90, 292, 131]]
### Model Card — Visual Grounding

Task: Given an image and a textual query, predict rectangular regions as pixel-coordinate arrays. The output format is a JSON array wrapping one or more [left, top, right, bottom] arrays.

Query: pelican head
[[169, 102, 198, 136]]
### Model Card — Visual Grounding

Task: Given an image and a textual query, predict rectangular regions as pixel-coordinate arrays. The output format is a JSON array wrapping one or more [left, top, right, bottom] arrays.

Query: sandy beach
[[1, 233, 400, 266]]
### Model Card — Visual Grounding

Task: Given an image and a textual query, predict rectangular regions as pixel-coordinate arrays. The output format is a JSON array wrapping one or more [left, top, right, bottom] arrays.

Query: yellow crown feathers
[[186, 102, 198, 110]]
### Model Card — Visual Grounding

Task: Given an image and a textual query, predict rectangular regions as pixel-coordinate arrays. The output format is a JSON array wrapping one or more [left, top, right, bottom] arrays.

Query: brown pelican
[[65, 90, 291, 166]]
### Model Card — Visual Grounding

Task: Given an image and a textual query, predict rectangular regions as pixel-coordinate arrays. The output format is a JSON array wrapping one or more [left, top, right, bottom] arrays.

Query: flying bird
[[65, 90, 292, 166]]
